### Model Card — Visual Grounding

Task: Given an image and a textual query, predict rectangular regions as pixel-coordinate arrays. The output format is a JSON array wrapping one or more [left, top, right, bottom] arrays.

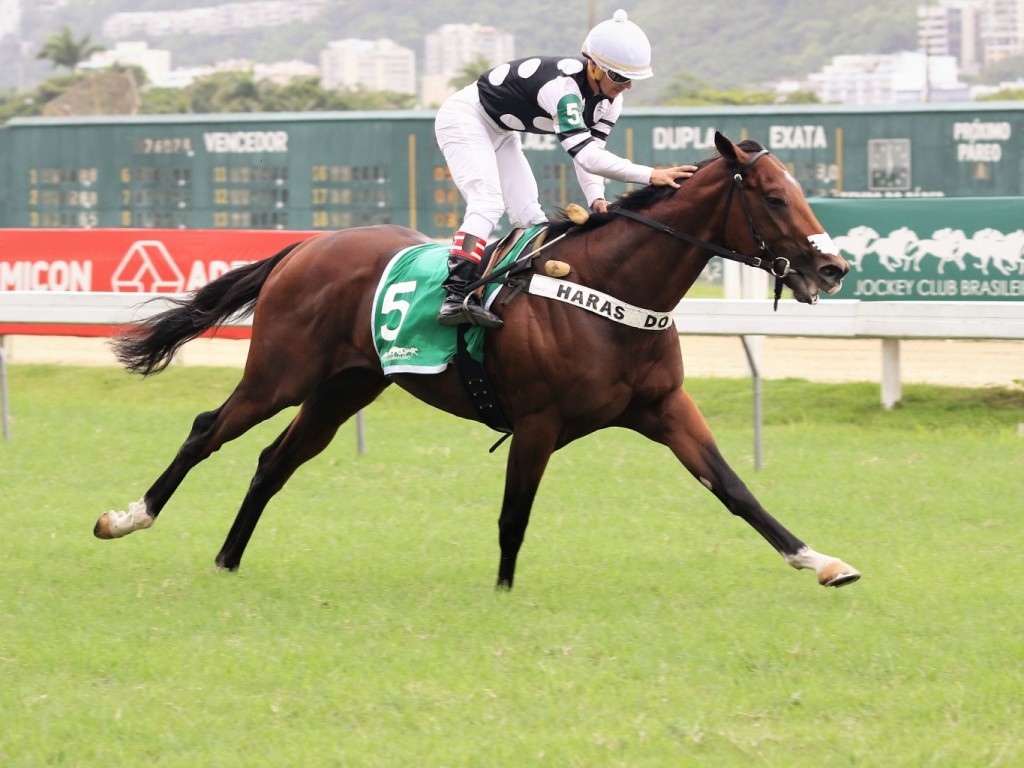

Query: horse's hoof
[[819, 560, 861, 587], [93, 501, 154, 539], [93, 512, 115, 539]]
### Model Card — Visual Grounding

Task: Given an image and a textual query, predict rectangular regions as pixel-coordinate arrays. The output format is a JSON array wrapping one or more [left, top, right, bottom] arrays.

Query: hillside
[[8, 0, 923, 102]]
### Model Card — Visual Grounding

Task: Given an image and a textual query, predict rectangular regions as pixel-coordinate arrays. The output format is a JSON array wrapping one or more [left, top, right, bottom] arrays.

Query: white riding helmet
[[581, 8, 653, 81]]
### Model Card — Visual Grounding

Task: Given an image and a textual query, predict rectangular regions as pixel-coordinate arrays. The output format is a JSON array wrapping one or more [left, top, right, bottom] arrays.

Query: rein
[[612, 148, 792, 310]]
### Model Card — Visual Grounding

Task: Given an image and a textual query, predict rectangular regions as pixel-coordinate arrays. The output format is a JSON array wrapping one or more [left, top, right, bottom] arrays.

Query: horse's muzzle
[[819, 261, 848, 295]]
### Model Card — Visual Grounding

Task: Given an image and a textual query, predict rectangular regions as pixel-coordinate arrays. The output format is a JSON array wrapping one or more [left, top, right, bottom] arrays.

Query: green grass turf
[[1, 365, 1021, 766]]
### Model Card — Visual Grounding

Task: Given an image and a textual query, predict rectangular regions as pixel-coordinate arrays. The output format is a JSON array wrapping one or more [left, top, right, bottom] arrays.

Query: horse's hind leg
[[215, 368, 389, 571], [94, 375, 303, 539], [624, 389, 860, 588]]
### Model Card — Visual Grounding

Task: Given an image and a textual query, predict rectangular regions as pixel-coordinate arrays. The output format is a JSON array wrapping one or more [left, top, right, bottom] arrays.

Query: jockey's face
[[601, 76, 632, 97], [587, 59, 633, 98]]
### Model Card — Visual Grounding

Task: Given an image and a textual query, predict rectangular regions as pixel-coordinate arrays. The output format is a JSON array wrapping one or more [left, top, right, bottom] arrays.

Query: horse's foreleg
[[95, 389, 287, 540], [495, 419, 559, 590], [626, 389, 859, 588], [94, 408, 223, 538], [215, 371, 389, 571]]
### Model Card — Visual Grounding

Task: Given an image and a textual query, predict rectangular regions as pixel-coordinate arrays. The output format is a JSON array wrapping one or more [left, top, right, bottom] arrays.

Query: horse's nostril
[[820, 263, 847, 281]]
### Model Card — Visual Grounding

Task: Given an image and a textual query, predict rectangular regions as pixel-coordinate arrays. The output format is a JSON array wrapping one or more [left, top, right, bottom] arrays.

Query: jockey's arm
[[573, 148, 696, 212]]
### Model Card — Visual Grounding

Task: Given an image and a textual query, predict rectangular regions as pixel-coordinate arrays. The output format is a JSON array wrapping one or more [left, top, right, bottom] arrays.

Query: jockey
[[434, 8, 697, 328]]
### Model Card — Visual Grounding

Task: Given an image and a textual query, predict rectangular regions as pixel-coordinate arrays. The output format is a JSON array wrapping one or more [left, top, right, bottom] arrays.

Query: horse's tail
[[112, 241, 302, 376]]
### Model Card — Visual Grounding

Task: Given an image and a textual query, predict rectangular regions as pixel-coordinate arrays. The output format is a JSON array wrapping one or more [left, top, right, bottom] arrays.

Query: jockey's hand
[[650, 165, 698, 188], [590, 198, 609, 214]]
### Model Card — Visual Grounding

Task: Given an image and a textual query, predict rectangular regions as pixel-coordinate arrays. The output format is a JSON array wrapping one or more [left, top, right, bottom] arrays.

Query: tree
[[0, 73, 86, 122], [137, 71, 416, 115], [969, 54, 1024, 86], [660, 72, 776, 107], [35, 25, 104, 73], [139, 86, 195, 115], [258, 76, 343, 112], [977, 88, 1024, 102], [332, 87, 416, 111], [781, 89, 821, 105], [448, 55, 492, 91]]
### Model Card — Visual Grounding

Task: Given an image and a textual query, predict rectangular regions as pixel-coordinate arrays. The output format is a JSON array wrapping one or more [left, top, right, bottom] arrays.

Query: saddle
[[476, 223, 573, 289], [480, 227, 543, 284]]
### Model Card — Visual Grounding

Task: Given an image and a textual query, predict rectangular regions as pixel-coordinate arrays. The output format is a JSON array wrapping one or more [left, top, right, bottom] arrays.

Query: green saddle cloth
[[371, 227, 544, 374]]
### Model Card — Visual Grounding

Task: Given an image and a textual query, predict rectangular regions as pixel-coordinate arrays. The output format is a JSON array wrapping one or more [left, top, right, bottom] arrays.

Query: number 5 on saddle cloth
[[372, 226, 549, 438]]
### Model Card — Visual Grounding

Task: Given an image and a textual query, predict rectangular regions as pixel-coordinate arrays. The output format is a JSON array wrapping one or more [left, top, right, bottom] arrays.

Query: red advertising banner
[[0, 229, 320, 337]]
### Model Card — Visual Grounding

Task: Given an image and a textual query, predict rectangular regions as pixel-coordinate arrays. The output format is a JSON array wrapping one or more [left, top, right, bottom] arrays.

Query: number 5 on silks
[[558, 96, 584, 130], [379, 281, 417, 341]]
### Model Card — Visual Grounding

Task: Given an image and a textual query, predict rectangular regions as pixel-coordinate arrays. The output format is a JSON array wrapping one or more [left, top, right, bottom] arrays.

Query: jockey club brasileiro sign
[[811, 197, 1024, 302]]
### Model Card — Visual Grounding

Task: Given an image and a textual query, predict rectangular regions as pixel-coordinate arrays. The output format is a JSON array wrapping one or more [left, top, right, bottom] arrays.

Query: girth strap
[[454, 325, 513, 436]]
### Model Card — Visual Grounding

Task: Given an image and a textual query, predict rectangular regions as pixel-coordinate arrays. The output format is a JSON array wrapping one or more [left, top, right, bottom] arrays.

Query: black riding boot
[[437, 254, 504, 328]]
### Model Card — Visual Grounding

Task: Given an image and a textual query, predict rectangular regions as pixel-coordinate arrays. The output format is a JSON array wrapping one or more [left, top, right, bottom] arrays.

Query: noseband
[[612, 148, 792, 310]]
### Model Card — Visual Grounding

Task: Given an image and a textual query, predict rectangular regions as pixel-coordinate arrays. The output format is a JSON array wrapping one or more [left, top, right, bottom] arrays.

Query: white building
[[0, 0, 20, 39], [103, 1, 327, 39], [422, 24, 515, 107], [979, 0, 1024, 63], [319, 38, 416, 94], [253, 59, 320, 85], [150, 58, 319, 89], [918, 0, 985, 74], [81, 41, 172, 85], [808, 51, 969, 104], [424, 23, 515, 77], [917, 0, 1024, 67]]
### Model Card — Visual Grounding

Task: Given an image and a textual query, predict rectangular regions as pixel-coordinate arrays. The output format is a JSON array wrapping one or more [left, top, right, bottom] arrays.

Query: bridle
[[611, 148, 792, 310]]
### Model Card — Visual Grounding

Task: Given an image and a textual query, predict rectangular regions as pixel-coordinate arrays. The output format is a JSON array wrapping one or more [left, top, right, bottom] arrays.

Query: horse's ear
[[714, 131, 738, 162]]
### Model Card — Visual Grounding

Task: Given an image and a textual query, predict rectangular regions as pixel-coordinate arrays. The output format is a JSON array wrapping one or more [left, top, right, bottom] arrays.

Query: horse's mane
[[546, 139, 766, 238]]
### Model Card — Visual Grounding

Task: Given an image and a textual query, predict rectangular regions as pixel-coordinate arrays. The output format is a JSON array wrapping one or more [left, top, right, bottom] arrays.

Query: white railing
[[673, 298, 1024, 340], [2, 291, 1022, 454], [0, 291, 250, 327], [5, 291, 1022, 337]]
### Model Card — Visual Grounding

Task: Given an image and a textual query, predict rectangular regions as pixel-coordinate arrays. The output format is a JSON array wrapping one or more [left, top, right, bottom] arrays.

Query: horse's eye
[[765, 195, 786, 208]]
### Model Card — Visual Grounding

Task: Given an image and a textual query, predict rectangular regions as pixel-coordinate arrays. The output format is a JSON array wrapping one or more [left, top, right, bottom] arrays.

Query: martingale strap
[[527, 274, 674, 331]]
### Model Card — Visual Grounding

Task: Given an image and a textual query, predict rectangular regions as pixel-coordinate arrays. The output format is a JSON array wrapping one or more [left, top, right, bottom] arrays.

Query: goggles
[[605, 69, 631, 85]]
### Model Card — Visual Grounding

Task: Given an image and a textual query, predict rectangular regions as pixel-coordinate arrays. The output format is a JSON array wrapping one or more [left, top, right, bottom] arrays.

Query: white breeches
[[434, 84, 548, 242]]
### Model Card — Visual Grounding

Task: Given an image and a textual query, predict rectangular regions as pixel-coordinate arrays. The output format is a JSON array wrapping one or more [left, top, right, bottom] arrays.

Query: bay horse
[[95, 132, 861, 590]]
